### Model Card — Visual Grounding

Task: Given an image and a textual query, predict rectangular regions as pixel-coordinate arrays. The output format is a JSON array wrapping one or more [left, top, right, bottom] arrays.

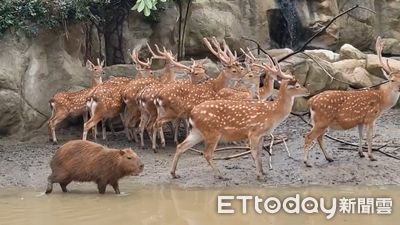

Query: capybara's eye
[[127, 157, 132, 160]]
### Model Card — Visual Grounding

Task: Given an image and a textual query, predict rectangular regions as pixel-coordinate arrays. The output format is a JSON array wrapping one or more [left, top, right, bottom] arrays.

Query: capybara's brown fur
[[45, 140, 144, 194]]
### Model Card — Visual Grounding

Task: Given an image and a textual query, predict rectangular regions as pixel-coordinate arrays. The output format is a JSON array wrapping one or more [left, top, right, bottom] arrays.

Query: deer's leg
[[282, 137, 290, 157], [83, 111, 89, 124], [317, 133, 333, 162], [139, 112, 150, 148], [203, 136, 223, 180], [109, 120, 116, 136], [170, 128, 203, 179], [101, 119, 107, 140], [268, 134, 275, 170], [358, 124, 365, 158], [153, 116, 174, 150], [151, 111, 165, 149], [83, 111, 95, 141], [159, 126, 166, 148], [48, 110, 56, 142], [128, 115, 140, 143], [304, 126, 327, 167], [151, 125, 158, 152], [83, 116, 102, 141], [367, 123, 376, 161], [249, 134, 263, 179], [123, 107, 132, 141], [184, 119, 190, 137], [48, 113, 68, 144], [91, 124, 98, 142], [173, 119, 180, 144]]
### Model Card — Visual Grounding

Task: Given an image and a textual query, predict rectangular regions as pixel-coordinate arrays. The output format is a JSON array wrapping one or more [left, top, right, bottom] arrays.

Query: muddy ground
[[1, 110, 400, 190]]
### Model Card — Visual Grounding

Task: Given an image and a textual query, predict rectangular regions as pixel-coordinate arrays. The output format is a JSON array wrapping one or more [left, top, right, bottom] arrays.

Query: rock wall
[[1, 0, 400, 137]]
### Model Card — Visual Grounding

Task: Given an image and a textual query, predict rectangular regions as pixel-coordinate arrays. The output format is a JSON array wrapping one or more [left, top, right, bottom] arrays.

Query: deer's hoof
[[171, 172, 180, 179], [304, 161, 312, 168], [359, 152, 365, 158], [217, 175, 230, 181], [326, 157, 334, 162], [369, 156, 377, 161], [256, 174, 265, 181]]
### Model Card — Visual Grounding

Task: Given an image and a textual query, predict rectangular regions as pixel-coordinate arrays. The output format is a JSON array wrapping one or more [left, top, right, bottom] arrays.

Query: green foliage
[[0, 0, 111, 37], [132, 0, 167, 16]]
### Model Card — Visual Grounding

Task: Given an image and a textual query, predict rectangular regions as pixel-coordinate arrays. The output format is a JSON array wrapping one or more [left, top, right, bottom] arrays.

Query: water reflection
[[0, 183, 399, 225]]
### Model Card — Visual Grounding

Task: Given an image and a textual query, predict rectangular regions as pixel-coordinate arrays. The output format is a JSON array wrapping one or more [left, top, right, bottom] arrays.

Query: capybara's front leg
[[111, 182, 120, 194], [45, 176, 53, 194], [97, 181, 107, 194]]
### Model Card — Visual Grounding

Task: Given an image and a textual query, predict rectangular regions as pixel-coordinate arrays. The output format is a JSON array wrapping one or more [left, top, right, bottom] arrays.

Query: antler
[[249, 53, 293, 80], [375, 36, 392, 78], [222, 39, 237, 61], [266, 54, 293, 80], [169, 59, 193, 72], [129, 49, 152, 69], [203, 37, 235, 66], [147, 42, 167, 60], [240, 47, 259, 67]]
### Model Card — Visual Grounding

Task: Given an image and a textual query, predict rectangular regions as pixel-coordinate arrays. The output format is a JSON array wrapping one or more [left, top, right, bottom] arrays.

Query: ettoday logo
[[217, 194, 393, 219]]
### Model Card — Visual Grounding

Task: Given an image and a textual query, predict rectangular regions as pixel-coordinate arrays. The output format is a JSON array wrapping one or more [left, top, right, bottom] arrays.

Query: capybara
[[45, 140, 144, 194]]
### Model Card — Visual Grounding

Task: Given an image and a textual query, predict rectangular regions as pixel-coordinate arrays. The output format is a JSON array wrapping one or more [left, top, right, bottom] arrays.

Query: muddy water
[[0, 183, 399, 225]]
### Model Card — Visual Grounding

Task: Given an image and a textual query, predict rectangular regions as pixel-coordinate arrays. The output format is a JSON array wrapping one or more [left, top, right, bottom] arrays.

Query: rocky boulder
[[0, 25, 91, 137], [366, 54, 400, 79], [379, 38, 400, 55], [304, 50, 341, 63], [184, 0, 274, 56], [340, 44, 367, 60]]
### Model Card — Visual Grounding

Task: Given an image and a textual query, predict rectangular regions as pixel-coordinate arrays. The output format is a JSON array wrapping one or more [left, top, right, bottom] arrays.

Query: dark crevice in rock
[[268, 0, 314, 49]]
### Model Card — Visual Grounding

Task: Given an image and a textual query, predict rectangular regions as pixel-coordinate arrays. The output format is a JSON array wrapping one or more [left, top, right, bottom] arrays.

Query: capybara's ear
[[119, 149, 125, 155]]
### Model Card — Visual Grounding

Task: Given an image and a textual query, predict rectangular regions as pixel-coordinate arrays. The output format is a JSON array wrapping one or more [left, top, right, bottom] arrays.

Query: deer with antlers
[[151, 37, 247, 145], [82, 75, 132, 141], [122, 43, 185, 144], [48, 59, 104, 144], [303, 36, 400, 167], [137, 58, 209, 151], [121, 48, 156, 141], [170, 78, 309, 180]]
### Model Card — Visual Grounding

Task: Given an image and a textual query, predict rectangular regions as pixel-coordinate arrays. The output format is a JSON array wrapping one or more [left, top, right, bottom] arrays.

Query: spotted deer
[[170, 79, 309, 180], [82, 64, 133, 141], [303, 36, 400, 167], [238, 49, 295, 169], [122, 48, 156, 141], [122, 43, 182, 143], [138, 58, 210, 151], [216, 48, 293, 101], [48, 59, 104, 144], [152, 37, 246, 145]]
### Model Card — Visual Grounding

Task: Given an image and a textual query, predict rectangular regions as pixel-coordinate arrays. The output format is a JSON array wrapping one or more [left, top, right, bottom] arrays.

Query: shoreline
[[1, 111, 400, 190]]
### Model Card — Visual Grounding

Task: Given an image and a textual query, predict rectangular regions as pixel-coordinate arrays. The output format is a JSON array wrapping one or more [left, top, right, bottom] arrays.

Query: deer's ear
[[86, 60, 94, 71], [101, 60, 105, 67]]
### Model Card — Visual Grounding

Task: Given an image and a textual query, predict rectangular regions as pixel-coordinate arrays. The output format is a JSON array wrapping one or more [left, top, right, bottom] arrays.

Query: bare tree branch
[[278, 5, 375, 63]]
